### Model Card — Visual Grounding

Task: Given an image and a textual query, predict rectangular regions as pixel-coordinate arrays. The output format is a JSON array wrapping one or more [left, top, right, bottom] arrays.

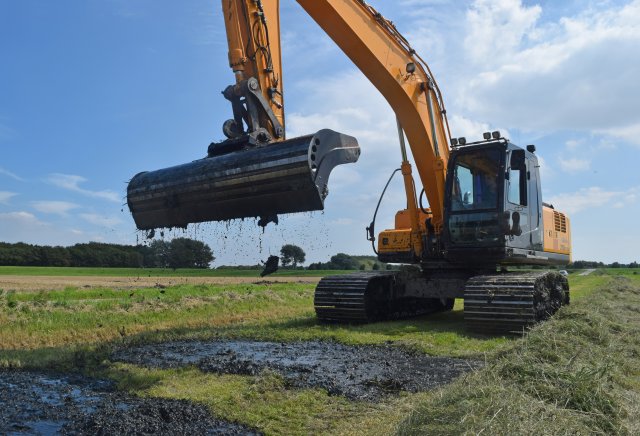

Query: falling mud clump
[[260, 255, 280, 277], [113, 340, 482, 401], [0, 370, 258, 435]]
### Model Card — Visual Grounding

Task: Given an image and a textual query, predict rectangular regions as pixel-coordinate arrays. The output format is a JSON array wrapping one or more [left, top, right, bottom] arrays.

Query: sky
[[1, 0, 639, 265]]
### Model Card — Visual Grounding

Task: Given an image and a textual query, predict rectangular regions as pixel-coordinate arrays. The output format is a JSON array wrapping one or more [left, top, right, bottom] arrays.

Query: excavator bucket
[[127, 129, 360, 230]]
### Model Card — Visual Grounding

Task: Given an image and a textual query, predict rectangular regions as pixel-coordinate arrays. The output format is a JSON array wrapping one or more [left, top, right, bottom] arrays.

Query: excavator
[[127, 0, 572, 334]]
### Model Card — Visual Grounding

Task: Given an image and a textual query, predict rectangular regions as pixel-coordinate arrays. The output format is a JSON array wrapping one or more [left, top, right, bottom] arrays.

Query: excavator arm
[[220, 0, 285, 142], [296, 0, 451, 230], [222, 1, 451, 227]]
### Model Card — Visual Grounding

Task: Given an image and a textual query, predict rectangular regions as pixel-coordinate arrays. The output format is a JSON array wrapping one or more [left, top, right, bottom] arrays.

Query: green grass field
[[1, 269, 638, 434]]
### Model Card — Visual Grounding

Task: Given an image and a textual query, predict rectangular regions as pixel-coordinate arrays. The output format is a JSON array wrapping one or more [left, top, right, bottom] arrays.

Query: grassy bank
[[399, 274, 640, 435], [1, 271, 638, 434]]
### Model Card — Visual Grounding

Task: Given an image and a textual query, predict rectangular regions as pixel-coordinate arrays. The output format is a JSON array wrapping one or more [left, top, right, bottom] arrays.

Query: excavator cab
[[443, 137, 569, 267]]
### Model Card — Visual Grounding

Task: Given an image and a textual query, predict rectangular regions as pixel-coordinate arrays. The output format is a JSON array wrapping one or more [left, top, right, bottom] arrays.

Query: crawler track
[[464, 271, 569, 334], [314, 272, 452, 323]]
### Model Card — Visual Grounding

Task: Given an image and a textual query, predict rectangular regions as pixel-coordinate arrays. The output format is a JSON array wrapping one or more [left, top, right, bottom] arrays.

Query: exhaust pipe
[[127, 129, 360, 230]]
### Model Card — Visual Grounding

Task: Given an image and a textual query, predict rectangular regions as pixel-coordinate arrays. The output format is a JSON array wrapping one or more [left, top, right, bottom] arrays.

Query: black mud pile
[[0, 370, 257, 435], [113, 340, 481, 401]]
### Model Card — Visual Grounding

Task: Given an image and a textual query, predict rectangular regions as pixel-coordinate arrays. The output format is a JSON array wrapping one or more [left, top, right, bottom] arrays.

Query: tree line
[[569, 260, 640, 269], [308, 253, 391, 271], [0, 238, 214, 269], [1, 239, 634, 271]]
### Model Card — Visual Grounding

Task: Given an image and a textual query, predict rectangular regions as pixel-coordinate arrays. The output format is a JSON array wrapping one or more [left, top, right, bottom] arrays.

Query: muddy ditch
[[113, 340, 481, 401], [0, 370, 257, 435]]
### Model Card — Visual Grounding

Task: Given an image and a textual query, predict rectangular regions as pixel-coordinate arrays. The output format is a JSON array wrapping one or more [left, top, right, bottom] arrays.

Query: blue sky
[[1, 0, 639, 265]]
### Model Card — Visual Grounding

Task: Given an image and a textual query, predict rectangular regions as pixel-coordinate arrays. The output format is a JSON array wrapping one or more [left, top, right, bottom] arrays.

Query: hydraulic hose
[[367, 168, 401, 255]]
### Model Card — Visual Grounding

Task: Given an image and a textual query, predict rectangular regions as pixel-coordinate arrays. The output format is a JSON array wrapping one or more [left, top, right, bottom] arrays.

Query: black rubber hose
[[419, 188, 429, 214], [367, 168, 401, 255]]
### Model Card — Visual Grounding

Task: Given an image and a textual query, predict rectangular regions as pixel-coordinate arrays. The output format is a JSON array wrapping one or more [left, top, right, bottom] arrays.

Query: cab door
[[504, 149, 531, 249], [527, 156, 544, 251]]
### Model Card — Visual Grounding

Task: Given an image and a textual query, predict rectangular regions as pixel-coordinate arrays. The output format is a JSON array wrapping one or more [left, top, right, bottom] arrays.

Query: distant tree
[[167, 238, 214, 269], [67, 242, 142, 267], [359, 264, 366, 270], [0, 242, 38, 266], [611, 262, 621, 268], [146, 240, 170, 268], [570, 260, 605, 269], [39, 246, 72, 267], [385, 264, 393, 270], [329, 253, 359, 270], [629, 261, 639, 268], [372, 263, 380, 270], [280, 244, 306, 267]]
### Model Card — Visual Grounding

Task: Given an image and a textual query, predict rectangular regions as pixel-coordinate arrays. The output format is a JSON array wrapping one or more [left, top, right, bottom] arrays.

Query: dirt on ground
[[0, 370, 258, 435], [113, 340, 481, 401], [0, 275, 320, 292]]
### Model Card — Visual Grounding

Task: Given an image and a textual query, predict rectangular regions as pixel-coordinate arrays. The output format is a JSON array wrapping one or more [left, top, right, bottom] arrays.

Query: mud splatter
[[0, 371, 257, 435], [113, 340, 481, 401]]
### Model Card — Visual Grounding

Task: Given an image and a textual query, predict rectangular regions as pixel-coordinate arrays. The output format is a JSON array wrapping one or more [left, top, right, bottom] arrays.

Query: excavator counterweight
[[127, 129, 359, 230]]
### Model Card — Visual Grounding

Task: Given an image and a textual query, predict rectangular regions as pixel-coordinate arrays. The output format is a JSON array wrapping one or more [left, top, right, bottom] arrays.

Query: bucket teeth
[[127, 129, 360, 230]]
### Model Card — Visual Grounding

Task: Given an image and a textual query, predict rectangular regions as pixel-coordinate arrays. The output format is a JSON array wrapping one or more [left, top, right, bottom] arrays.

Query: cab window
[[451, 149, 501, 211], [507, 151, 527, 206]]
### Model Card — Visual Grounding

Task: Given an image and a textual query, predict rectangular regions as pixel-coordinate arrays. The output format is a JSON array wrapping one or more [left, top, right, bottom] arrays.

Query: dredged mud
[[0, 370, 257, 435], [113, 340, 481, 401]]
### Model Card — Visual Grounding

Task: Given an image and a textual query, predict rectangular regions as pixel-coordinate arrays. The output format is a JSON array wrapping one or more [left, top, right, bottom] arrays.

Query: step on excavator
[[127, 0, 572, 334]]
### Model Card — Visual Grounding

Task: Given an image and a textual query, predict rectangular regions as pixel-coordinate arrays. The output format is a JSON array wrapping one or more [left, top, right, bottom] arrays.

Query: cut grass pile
[[399, 274, 640, 435]]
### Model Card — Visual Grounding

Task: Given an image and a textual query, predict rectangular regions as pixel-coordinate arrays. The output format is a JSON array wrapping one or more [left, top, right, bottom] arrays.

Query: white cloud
[[460, 0, 640, 144], [536, 155, 553, 179], [31, 201, 80, 216], [598, 122, 640, 147], [0, 211, 92, 246], [0, 191, 17, 205], [80, 213, 122, 227], [326, 166, 363, 190], [547, 186, 639, 214], [0, 211, 44, 224], [559, 157, 591, 173], [0, 211, 50, 242], [448, 115, 511, 141], [0, 167, 24, 181], [46, 173, 121, 203], [465, 0, 542, 64], [286, 74, 397, 157], [565, 139, 582, 149]]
